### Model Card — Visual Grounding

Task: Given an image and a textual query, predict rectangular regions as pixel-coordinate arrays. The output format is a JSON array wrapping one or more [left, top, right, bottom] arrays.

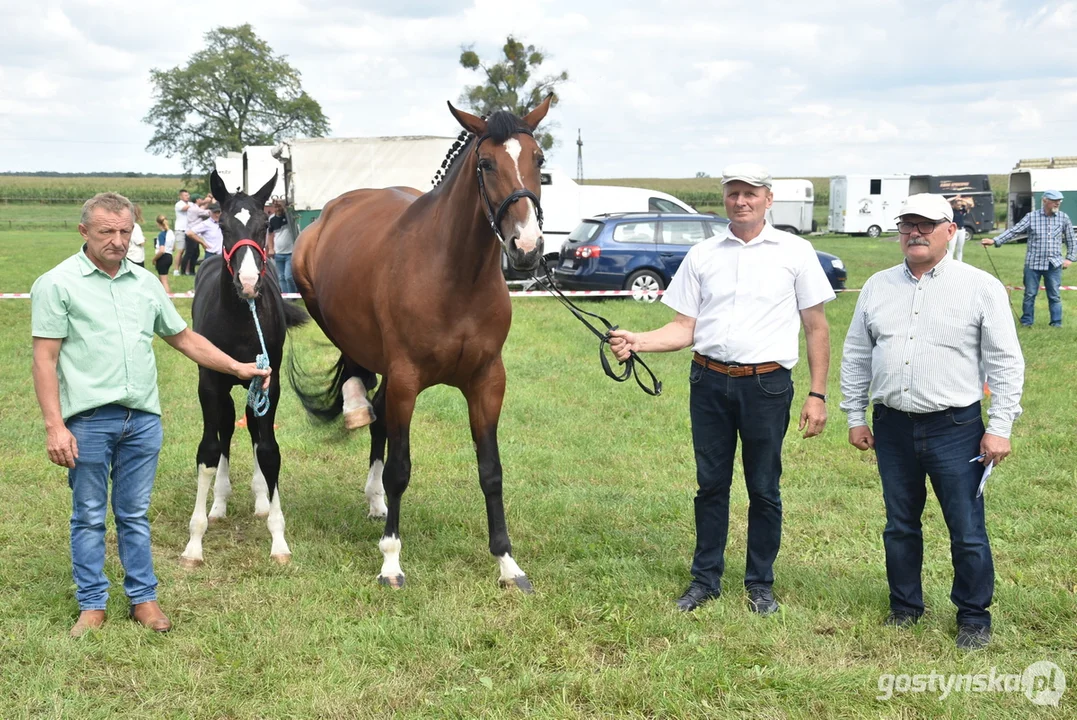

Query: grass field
[[0, 229, 1074, 718]]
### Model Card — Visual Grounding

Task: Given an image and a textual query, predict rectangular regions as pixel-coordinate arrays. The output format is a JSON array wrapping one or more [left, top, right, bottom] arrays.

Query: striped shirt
[[993, 209, 1076, 270], [839, 256, 1024, 438]]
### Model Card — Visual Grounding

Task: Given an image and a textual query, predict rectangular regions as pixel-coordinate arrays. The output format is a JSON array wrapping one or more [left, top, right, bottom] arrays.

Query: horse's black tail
[[288, 350, 377, 423], [282, 300, 310, 329]]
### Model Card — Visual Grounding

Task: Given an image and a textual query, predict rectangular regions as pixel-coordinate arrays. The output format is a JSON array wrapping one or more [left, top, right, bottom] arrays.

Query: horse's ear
[[210, 170, 231, 205], [521, 94, 554, 131], [252, 171, 278, 208], [448, 102, 487, 136]]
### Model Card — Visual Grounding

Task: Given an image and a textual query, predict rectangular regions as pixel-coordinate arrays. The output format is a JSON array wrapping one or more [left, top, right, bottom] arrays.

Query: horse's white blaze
[[365, 460, 387, 518], [238, 249, 260, 297], [252, 443, 271, 516], [497, 554, 526, 582], [234, 208, 251, 226], [502, 138, 541, 253], [267, 488, 290, 558], [208, 454, 231, 519], [378, 535, 404, 579], [181, 464, 216, 563]]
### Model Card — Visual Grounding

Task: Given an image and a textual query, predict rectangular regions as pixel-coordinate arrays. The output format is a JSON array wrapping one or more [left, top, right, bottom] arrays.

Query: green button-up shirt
[[31, 249, 188, 419]]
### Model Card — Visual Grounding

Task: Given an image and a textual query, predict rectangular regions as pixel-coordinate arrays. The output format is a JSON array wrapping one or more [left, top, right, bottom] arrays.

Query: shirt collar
[[77, 245, 132, 278], [716, 220, 781, 246], [902, 254, 951, 281]]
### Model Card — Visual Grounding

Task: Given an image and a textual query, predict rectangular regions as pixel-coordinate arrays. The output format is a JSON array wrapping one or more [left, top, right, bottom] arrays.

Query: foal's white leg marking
[[251, 442, 271, 517], [377, 535, 405, 586], [365, 460, 388, 519], [237, 249, 260, 297], [502, 138, 541, 253], [208, 454, 231, 520], [267, 487, 291, 564], [497, 554, 527, 583], [181, 464, 215, 566]]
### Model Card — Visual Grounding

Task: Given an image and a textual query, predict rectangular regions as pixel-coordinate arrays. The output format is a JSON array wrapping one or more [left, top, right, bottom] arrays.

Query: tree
[[459, 36, 569, 151], [695, 171, 711, 179], [144, 24, 329, 178]]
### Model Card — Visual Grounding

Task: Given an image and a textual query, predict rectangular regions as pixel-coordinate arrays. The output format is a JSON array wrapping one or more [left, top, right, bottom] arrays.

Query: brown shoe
[[70, 609, 106, 638], [129, 601, 172, 633]]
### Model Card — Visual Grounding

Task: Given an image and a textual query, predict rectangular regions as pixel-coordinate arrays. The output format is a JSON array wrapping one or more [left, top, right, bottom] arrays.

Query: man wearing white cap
[[982, 189, 1075, 327], [841, 193, 1025, 650], [609, 163, 835, 616]]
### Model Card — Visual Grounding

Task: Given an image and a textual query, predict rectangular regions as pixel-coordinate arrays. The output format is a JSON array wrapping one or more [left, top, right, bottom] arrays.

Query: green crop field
[[0, 230, 1073, 718]]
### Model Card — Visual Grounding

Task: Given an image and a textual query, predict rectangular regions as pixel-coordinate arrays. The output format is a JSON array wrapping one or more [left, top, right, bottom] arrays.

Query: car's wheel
[[866, 225, 882, 238], [625, 269, 665, 303], [811, 219, 819, 233], [964, 225, 976, 239]]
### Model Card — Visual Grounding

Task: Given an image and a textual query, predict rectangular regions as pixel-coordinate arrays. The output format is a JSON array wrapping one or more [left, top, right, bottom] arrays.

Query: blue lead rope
[[246, 299, 271, 417]]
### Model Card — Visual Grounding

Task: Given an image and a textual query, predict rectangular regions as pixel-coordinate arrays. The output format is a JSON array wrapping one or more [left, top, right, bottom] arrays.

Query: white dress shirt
[[839, 256, 1024, 437], [662, 221, 836, 368]]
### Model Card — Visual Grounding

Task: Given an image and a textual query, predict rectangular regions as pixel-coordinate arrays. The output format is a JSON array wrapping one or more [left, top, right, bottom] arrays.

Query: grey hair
[[80, 192, 135, 227]]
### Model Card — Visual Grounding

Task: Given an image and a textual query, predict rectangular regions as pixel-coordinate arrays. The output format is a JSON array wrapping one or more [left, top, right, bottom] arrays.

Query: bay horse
[[179, 170, 309, 568], [290, 96, 552, 591]]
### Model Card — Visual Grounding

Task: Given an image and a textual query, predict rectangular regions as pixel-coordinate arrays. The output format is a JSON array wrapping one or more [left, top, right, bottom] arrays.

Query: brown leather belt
[[693, 352, 782, 378]]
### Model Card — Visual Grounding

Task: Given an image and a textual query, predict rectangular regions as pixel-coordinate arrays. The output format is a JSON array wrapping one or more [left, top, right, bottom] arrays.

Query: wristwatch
[[808, 391, 827, 402]]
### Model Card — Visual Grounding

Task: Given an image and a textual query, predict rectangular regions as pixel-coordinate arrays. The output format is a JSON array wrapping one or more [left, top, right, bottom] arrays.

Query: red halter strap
[[222, 239, 267, 276]]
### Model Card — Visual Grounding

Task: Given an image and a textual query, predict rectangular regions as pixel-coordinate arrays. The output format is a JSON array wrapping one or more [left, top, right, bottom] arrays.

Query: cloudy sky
[[1, 0, 1074, 179]]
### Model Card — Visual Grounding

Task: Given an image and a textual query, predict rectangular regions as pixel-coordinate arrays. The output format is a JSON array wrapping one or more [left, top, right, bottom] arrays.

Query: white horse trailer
[[242, 145, 287, 199], [767, 179, 815, 234], [828, 174, 910, 237], [213, 152, 244, 195], [1006, 168, 1077, 238]]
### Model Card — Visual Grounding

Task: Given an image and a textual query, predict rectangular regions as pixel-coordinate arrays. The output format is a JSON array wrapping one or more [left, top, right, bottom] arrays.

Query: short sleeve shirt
[[174, 200, 189, 232], [662, 222, 835, 368], [31, 250, 188, 419]]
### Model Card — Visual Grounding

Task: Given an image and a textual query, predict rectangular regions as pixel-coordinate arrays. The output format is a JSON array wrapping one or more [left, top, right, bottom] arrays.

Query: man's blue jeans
[[688, 361, 792, 592], [1021, 265, 1062, 326], [872, 402, 993, 627], [66, 405, 163, 611], [275, 253, 296, 294]]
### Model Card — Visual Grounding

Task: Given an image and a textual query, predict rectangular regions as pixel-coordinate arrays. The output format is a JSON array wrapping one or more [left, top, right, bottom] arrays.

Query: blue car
[[551, 212, 847, 302]]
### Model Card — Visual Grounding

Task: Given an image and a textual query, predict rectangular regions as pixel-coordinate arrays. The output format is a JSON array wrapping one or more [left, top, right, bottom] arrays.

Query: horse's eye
[[536, 155, 546, 168], [478, 158, 494, 172]]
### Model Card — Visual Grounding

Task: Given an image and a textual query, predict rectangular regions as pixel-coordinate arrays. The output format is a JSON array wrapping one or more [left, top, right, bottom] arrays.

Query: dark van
[[908, 175, 995, 235]]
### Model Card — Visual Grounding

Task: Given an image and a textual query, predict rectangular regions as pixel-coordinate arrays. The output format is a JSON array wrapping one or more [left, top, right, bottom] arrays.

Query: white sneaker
[[173, 270, 180, 276]]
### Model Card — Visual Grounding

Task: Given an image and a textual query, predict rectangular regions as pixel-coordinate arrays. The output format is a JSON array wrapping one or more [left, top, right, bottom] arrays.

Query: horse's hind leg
[[464, 360, 532, 593], [181, 379, 232, 568], [365, 383, 388, 519], [342, 362, 377, 430], [377, 376, 417, 588]]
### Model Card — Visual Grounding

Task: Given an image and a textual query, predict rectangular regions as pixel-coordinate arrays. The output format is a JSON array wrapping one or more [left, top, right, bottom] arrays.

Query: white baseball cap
[[721, 163, 773, 189], [896, 194, 953, 222]]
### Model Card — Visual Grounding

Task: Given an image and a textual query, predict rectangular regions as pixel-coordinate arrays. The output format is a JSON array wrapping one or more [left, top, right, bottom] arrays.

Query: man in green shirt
[[31, 192, 271, 638]]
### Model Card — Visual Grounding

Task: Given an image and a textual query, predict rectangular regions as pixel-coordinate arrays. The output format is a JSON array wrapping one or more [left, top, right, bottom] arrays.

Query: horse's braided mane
[[431, 109, 532, 188]]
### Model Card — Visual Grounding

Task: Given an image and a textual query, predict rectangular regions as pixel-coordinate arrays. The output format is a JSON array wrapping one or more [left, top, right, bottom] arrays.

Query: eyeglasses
[[896, 220, 945, 234]]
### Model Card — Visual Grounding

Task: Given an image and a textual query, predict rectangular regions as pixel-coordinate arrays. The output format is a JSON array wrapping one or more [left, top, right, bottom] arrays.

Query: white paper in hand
[[976, 460, 994, 498]]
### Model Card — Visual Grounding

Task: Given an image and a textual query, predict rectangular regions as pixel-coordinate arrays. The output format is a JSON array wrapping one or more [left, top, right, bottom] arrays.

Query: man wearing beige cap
[[609, 163, 834, 615], [840, 193, 1024, 650]]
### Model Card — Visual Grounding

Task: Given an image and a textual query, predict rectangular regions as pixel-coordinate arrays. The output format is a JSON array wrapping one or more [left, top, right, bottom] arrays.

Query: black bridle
[[474, 129, 662, 397]]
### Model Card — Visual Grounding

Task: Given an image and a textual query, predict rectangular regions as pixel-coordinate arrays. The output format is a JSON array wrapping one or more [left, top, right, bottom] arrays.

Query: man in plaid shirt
[[983, 189, 1075, 327]]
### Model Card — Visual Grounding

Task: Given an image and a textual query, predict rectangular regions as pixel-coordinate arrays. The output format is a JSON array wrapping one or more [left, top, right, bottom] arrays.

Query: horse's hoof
[[377, 574, 405, 589], [500, 575, 534, 594], [270, 553, 292, 565], [178, 556, 204, 569], [367, 510, 387, 520], [208, 516, 225, 524], [253, 511, 269, 519], [344, 407, 374, 430]]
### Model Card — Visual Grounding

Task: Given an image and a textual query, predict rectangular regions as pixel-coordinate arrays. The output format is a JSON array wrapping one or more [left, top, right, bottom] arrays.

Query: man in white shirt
[[609, 164, 834, 615], [840, 194, 1024, 650], [173, 189, 190, 276], [186, 204, 224, 258]]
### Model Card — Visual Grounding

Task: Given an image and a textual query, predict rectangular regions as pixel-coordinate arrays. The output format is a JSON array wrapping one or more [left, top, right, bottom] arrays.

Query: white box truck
[[828, 174, 910, 237]]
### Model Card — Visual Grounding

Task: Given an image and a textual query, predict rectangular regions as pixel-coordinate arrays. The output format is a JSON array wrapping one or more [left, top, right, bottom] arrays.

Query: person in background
[[30, 192, 271, 638], [172, 189, 190, 276], [267, 200, 297, 294], [608, 163, 834, 616], [947, 196, 970, 261], [982, 189, 1075, 327], [124, 204, 146, 268], [181, 195, 209, 275], [153, 215, 175, 294], [186, 203, 223, 259], [841, 193, 1024, 651]]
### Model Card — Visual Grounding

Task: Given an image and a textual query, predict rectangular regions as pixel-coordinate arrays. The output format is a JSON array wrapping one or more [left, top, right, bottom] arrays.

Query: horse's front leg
[[464, 360, 532, 593], [377, 375, 417, 588], [247, 383, 290, 564], [365, 383, 388, 519], [181, 378, 230, 568]]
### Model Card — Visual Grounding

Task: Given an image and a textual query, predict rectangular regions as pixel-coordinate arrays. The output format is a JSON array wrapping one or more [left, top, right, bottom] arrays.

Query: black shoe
[[676, 582, 720, 612], [746, 584, 779, 615], [956, 624, 991, 650], [884, 611, 922, 628]]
